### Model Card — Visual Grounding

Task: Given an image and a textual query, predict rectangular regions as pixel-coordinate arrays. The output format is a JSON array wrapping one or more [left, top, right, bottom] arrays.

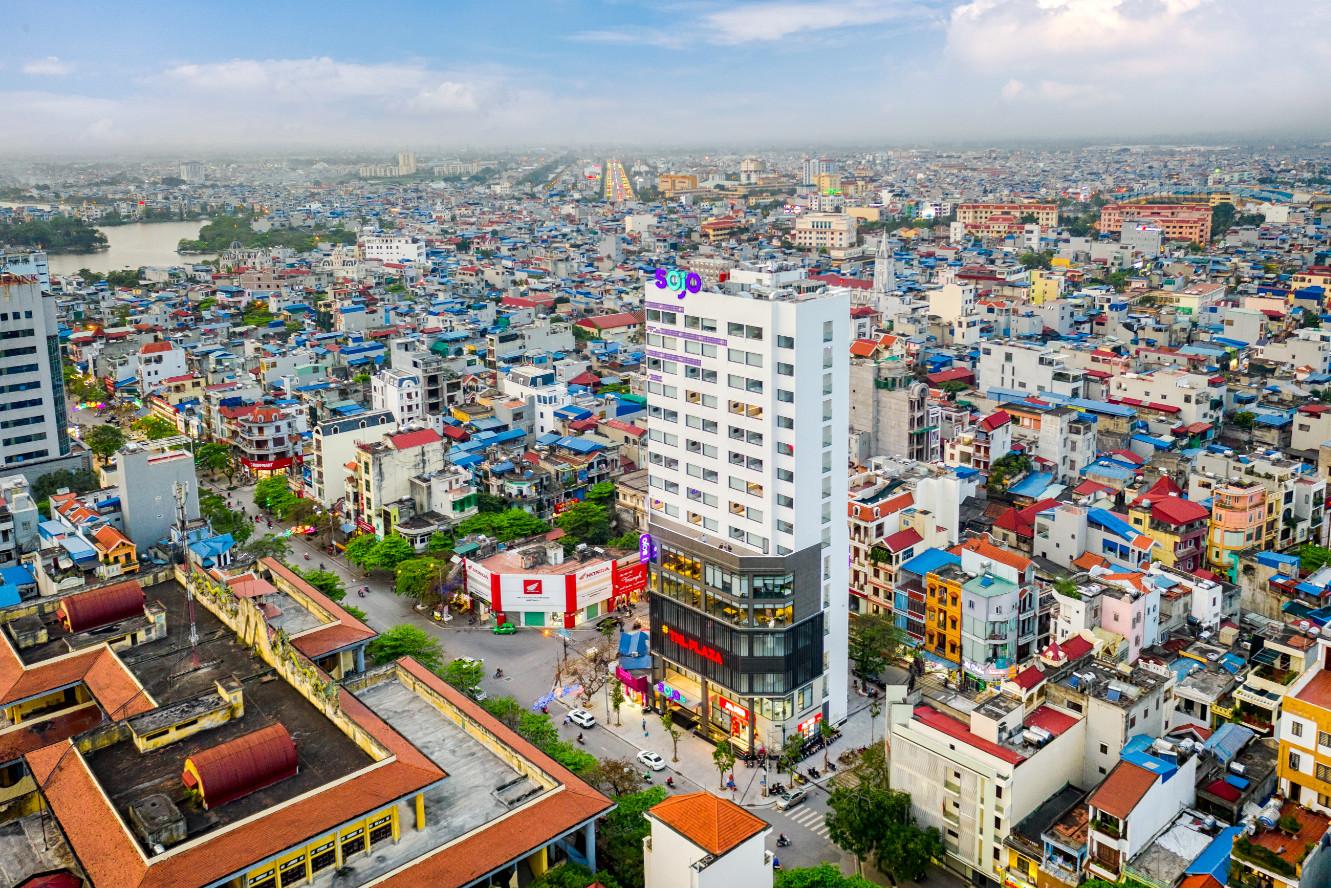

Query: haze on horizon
[[3, 0, 1329, 156]]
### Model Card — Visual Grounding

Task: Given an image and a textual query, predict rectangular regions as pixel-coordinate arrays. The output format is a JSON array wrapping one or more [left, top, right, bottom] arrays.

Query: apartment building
[[943, 410, 1012, 475], [792, 213, 857, 251], [1, 250, 50, 292], [643, 278, 850, 752], [357, 234, 426, 266], [957, 203, 1059, 229], [1097, 202, 1212, 243], [308, 409, 395, 507], [977, 341, 1085, 400], [371, 367, 424, 427], [1126, 478, 1208, 573], [0, 274, 73, 479], [347, 428, 448, 536], [1109, 370, 1225, 428], [234, 405, 301, 479], [848, 358, 939, 463]]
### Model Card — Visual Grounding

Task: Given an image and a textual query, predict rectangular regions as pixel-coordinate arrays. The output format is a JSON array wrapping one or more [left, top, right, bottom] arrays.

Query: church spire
[[871, 234, 894, 295]]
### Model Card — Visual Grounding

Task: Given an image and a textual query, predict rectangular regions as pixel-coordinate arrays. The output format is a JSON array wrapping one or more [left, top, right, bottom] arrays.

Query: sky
[[3, 0, 1329, 155]]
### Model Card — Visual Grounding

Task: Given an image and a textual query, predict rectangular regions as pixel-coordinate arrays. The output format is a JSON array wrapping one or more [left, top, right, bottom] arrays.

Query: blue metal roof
[[901, 548, 961, 577], [1008, 472, 1054, 498]]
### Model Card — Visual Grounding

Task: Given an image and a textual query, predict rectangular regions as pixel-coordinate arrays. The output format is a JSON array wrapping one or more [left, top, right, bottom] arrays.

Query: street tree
[[426, 530, 452, 554], [660, 708, 683, 762], [133, 415, 178, 440], [820, 719, 836, 771], [367, 624, 444, 672], [254, 476, 296, 516], [86, 425, 126, 462], [596, 787, 668, 888], [610, 680, 625, 726], [774, 864, 876, 888], [712, 739, 737, 790], [565, 644, 615, 718], [586, 481, 615, 504], [194, 442, 232, 479], [368, 534, 415, 572], [297, 568, 346, 602], [781, 733, 806, 785], [234, 533, 290, 565], [849, 612, 907, 686], [441, 657, 484, 692], [584, 757, 647, 797], [344, 534, 379, 572], [395, 558, 449, 602], [198, 491, 253, 545]]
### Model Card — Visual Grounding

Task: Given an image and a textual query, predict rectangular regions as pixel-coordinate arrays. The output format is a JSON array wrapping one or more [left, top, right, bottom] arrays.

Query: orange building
[[1097, 202, 1212, 243], [1207, 482, 1272, 572]]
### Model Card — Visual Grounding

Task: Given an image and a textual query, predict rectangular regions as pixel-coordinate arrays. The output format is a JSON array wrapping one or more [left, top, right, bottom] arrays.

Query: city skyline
[[2, 0, 1329, 155]]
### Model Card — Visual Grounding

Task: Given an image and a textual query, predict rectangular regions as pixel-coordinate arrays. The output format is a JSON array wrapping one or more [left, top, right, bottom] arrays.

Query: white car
[[569, 708, 597, 729], [637, 750, 667, 771]]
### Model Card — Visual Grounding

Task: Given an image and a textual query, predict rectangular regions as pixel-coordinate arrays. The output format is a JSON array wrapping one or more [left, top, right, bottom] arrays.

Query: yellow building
[[924, 569, 962, 664], [657, 173, 697, 196], [1027, 270, 1065, 305], [814, 172, 842, 194]]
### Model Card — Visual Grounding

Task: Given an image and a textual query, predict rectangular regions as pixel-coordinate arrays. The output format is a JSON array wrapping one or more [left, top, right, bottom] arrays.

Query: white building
[[308, 409, 395, 508], [792, 213, 857, 251], [179, 161, 206, 182], [371, 368, 425, 427], [135, 340, 189, 395], [644, 277, 850, 751], [978, 341, 1085, 399], [2, 251, 50, 292], [1108, 370, 1224, 428], [0, 273, 72, 476], [358, 234, 426, 266], [501, 365, 564, 436], [643, 792, 772, 889]]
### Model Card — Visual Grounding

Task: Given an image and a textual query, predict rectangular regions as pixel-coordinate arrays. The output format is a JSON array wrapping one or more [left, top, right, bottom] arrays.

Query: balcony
[[1091, 818, 1121, 840]]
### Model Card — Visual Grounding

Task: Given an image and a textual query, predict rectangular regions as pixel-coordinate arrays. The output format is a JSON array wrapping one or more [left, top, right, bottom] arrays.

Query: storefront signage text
[[797, 713, 824, 735], [639, 532, 656, 565], [661, 624, 723, 665], [653, 268, 703, 300], [718, 696, 750, 721], [655, 681, 688, 705]]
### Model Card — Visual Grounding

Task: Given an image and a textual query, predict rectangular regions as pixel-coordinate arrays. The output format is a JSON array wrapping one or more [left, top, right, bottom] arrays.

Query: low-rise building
[[643, 792, 772, 889]]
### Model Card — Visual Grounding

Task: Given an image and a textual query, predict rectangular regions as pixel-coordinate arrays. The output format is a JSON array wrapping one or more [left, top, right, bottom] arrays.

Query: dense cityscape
[[2, 3, 1331, 889]]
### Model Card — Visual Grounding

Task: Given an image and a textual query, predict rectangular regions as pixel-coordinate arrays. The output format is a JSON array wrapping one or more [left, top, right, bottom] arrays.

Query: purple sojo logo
[[654, 268, 703, 300]]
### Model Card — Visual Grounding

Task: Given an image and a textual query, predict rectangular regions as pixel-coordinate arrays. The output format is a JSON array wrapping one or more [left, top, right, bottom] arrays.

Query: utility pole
[[174, 480, 200, 663]]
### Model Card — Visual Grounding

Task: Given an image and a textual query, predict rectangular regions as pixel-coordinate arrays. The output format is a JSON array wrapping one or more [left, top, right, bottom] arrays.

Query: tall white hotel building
[[643, 271, 849, 753]]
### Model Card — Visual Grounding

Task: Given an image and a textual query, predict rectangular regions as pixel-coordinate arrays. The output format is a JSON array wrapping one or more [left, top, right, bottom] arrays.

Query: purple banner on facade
[[646, 348, 702, 367]]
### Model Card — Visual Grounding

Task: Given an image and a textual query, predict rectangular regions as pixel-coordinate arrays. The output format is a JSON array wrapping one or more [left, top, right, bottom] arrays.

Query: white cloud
[[1000, 78, 1024, 100], [22, 56, 74, 76], [570, 28, 685, 48], [703, 1, 920, 43]]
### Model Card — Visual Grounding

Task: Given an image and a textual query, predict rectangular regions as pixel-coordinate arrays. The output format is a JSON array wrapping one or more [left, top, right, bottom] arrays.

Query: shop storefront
[[615, 666, 651, 706], [462, 550, 648, 628]]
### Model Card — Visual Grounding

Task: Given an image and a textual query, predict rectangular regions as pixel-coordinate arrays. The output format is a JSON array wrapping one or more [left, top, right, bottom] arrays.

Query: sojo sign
[[653, 268, 703, 300]]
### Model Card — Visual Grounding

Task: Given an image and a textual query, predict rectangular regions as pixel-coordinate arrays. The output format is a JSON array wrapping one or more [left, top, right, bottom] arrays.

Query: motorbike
[[665, 777, 675, 788], [576, 734, 585, 745], [776, 835, 791, 848], [303, 553, 310, 561], [768, 782, 784, 795], [494, 668, 504, 678], [807, 766, 820, 779]]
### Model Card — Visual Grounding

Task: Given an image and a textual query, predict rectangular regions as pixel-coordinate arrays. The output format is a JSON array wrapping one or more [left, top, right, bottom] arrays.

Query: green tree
[[441, 657, 484, 692], [610, 680, 625, 726], [426, 530, 452, 554], [395, 557, 448, 601], [368, 534, 414, 571], [298, 568, 347, 602], [476, 492, 508, 513], [555, 501, 612, 547], [85, 425, 126, 462], [457, 508, 549, 542], [607, 531, 641, 549], [775, 864, 877, 888], [597, 787, 668, 888], [586, 481, 616, 504], [234, 533, 291, 564], [1211, 202, 1237, 240], [1231, 411, 1256, 430], [198, 491, 253, 545], [367, 624, 444, 672], [583, 757, 646, 797], [849, 612, 906, 685], [344, 534, 379, 570], [254, 476, 296, 515], [781, 733, 806, 785], [32, 468, 99, 502], [877, 821, 943, 884], [133, 415, 178, 440], [195, 442, 232, 479], [712, 739, 737, 790], [661, 708, 683, 762], [531, 862, 620, 888]]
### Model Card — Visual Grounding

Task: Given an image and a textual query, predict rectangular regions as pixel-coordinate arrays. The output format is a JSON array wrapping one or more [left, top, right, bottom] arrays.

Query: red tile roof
[[978, 410, 1010, 432], [912, 705, 1024, 765], [882, 527, 923, 553], [1013, 664, 1046, 690], [649, 792, 768, 856], [388, 428, 442, 450], [575, 311, 643, 331], [1024, 705, 1079, 737], [1088, 761, 1158, 819]]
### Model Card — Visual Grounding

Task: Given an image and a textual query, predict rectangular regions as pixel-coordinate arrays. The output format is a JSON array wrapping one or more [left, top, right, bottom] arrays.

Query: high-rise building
[[397, 151, 417, 176], [179, 161, 205, 182], [643, 277, 850, 752], [0, 273, 71, 478], [2, 251, 50, 292]]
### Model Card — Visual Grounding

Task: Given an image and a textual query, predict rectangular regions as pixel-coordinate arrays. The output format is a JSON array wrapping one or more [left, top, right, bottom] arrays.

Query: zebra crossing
[[783, 805, 830, 839]]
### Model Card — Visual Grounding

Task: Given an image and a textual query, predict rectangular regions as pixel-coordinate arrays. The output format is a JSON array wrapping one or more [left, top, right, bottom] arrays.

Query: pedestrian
[[641, 717, 647, 733]]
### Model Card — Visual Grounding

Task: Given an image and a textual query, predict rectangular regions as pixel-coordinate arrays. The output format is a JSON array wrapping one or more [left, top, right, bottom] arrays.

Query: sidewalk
[[563, 688, 887, 808]]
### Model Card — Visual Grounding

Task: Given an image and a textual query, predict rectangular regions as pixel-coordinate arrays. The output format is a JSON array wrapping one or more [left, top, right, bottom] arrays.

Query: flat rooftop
[[83, 579, 374, 853], [1295, 667, 1331, 710]]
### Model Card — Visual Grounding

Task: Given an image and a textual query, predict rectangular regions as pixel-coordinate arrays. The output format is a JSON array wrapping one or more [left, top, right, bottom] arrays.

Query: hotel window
[[778, 335, 795, 349], [1320, 731, 1331, 747], [1317, 763, 1331, 783], [1289, 751, 1302, 771], [1293, 721, 1304, 737]]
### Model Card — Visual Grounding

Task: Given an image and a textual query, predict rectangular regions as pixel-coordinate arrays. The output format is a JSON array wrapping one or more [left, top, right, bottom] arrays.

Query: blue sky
[[2, 0, 1328, 154]]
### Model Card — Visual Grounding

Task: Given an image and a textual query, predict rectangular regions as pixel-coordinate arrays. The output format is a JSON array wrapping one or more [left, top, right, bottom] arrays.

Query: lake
[[44, 221, 216, 275]]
